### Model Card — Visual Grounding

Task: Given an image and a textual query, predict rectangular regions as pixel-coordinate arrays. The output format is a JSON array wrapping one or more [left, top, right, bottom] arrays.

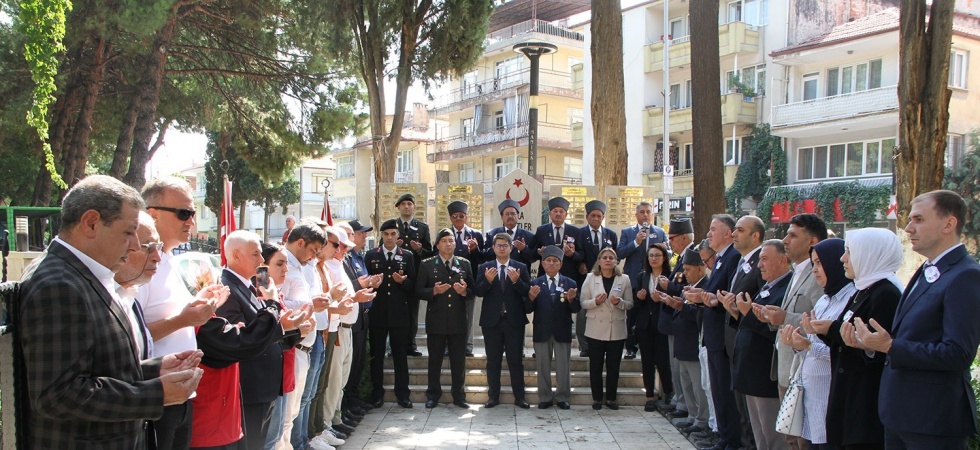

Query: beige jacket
[[580, 273, 634, 341]]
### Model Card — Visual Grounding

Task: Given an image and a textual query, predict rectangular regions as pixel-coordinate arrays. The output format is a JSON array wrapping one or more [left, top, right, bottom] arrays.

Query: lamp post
[[513, 42, 557, 178]]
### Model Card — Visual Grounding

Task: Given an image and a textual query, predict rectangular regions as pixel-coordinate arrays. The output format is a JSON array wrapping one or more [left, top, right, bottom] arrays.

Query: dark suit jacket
[[451, 225, 486, 266], [671, 276, 708, 362], [364, 246, 416, 328], [580, 226, 618, 275], [529, 274, 581, 342], [19, 240, 164, 449], [822, 279, 899, 446], [531, 223, 584, 279], [725, 248, 764, 356], [474, 260, 532, 328], [415, 256, 475, 335], [218, 269, 293, 404], [343, 251, 371, 333], [731, 272, 790, 398], [483, 226, 535, 266], [617, 224, 668, 287], [700, 244, 741, 352], [663, 243, 697, 296], [880, 245, 980, 437], [397, 218, 432, 272], [634, 271, 669, 331]]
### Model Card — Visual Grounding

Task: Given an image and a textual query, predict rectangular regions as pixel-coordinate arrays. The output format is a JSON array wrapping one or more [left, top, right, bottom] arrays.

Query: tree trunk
[[689, 0, 726, 238], [109, 93, 140, 177], [590, 0, 628, 186], [123, 13, 179, 190], [896, 0, 954, 226], [64, 37, 111, 187]]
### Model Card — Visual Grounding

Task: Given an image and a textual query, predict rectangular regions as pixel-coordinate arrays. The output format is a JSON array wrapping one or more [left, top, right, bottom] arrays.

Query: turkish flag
[[321, 193, 333, 226]]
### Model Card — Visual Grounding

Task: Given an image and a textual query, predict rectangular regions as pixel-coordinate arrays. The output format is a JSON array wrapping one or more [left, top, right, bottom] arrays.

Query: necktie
[[457, 230, 463, 247], [507, 229, 514, 237], [387, 251, 393, 261], [132, 301, 151, 359], [500, 264, 507, 287], [549, 277, 557, 295], [593, 229, 600, 248], [555, 226, 562, 245], [731, 257, 746, 290], [500, 264, 508, 316]]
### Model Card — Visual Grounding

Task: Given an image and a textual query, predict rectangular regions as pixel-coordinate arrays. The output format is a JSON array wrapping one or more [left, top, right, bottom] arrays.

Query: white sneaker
[[307, 438, 336, 450], [312, 432, 344, 447]]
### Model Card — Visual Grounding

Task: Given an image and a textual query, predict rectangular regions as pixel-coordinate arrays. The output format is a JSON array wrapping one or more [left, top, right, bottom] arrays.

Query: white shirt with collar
[[282, 249, 317, 346], [116, 283, 149, 359], [788, 258, 812, 295], [325, 258, 357, 326], [135, 250, 198, 358], [928, 243, 964, 265]]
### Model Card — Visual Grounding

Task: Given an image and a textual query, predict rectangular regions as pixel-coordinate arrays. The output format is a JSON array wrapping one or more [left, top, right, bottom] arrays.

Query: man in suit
[[576, 200, 617, 356], [393, 193, 432, 357], [754, 213, 826, 450], [845, 190, 980, 450], [528, 246, 580, 410], [19, 175, 203, 450], [531, 197, 584, 280], [617, 201, 667, 359], [338, 220, 381, 415], [365, 219, 417, 408], [484, 199, 536, 266], [447, 201, 484, 357], [218, 231, 311, 449], [416, 228, 475, 409], [657, 218, 696, 413], [475, 232, 533, 409], [731, 240, 792, 450]]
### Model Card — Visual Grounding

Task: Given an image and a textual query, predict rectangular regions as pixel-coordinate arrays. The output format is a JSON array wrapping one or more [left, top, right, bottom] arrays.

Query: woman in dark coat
[[810, 228, 903, 449], [632, 243, 674, 412]]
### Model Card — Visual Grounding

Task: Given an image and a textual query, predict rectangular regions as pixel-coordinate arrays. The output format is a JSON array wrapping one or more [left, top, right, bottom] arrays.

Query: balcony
[[571, 63, 584, 92], [571, 121, 584, 148], [394, 171, 414, 183], [484, 19, 585, 54], [645, 22, 760, 72], [771, 86, 898, 133], [431, 68, 582, 115], [644, 93, 758, 137], [427, 121, 574, 163]]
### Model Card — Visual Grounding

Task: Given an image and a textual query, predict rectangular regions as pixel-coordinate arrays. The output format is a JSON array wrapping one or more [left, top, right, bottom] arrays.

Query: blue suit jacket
[[483, 226, 535, 267], [699, 244, 741, 352], [531, 223, 584, 279], [474, 260, 532, 328], [529, 274, 581, 343], [879, 244, 980, 436], [451, 225, 486, 266], [617, 224, 668, 287]]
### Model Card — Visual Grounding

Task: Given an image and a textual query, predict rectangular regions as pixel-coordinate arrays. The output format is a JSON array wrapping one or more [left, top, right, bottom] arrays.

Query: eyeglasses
[[493, 243, 510, 249], [450, 213, 466, 219], [328, 241, 340, 249], [148, 206, 196, 221], [140, 242, 162, 254]]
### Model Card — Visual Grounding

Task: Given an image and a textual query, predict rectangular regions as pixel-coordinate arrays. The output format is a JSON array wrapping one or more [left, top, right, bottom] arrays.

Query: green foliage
[[726, 124, 787, 215], [202, 131, 301, 220], [943, 128, 980, 260], [758, 182, 891, 228], [18, 0, 71, 189]]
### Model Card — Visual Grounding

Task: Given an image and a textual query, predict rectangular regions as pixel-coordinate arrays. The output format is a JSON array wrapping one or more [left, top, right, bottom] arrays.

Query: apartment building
[[428, 0, 589, 229]]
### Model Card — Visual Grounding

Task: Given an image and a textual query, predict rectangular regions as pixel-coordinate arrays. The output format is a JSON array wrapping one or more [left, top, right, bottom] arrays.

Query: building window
[[459, 162, 476, 183], [462, 70, 479, 95], [462, 118, 474, 137], [396, 149, 413, 174], [947, 134, 966, 167], [335, 155, 354, 179], [798, 138, 895, 180], [564, 157, 583, 181], [950, 50, 968, 89], [495, 56, 524, 88], [727, 0, 741, 23], [669, 83, 681, 109], [803, 73, 819, 101], [568, 107, 583, 125], [494, 111, 504, 130], [827, 59, 883, 96], [311, 174, 330, 193], [333, 196, 356, 219], [736, 64, 766, 96], [494, 155, 520, 180], [724, 138, 742, 166], [669, 17, 685, 38], [685, 80, 693, 108], [679, 144, 694, 174]]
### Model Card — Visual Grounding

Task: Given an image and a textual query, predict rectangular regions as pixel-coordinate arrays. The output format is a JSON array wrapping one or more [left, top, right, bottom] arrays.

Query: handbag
[[775, 351, 806, 437]]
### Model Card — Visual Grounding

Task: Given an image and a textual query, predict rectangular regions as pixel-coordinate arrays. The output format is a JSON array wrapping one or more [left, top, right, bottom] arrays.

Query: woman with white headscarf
[[813, 228, 903, 450]]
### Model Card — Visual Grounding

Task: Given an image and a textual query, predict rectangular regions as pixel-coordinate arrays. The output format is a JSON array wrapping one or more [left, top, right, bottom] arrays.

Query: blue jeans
[[291, 333, 326, 449], [263, 395, 285, 450]]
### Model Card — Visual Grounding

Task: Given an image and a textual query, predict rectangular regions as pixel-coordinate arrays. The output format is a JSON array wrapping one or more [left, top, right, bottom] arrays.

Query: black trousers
[[369, 325, 411, 401], [425, 332, 467, 402], [586, 337, 625, 402], [409, 297, 420, 351], [153, 401, 193, 450], [482, 322, 526, 401], [625, 309, 639, 353], [344, 328, 369, 407], [242, 401, 275, 450], [636, 326, 673, 397], [885, 428, 967, 450], [707, 348, 743, 449]]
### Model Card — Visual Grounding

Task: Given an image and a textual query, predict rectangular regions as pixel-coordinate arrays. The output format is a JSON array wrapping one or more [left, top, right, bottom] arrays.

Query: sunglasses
[[328, 241, 341, 249], [149, 206, 196, 221], [140, 242, 162, 253]]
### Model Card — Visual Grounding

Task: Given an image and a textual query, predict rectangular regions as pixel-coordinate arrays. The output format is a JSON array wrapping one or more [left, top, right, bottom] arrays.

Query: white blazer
[[580, 273, 634, 341]]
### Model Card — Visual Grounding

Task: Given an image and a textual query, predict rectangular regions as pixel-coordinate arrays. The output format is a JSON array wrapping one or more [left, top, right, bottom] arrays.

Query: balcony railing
[[645, 93, 758, 137], [431, 68, 579, 111], [429, 121, 573, 161], [486, 19, 585, 49], [771, 86, 898, 129], [645, 22, 759, 72]]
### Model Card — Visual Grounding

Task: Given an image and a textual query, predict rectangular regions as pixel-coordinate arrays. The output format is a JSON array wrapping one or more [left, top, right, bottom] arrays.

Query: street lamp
[[513, 41, 558, 178]]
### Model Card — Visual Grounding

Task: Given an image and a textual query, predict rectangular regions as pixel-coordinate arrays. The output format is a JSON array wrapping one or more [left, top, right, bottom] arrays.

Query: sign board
[[604, 185, 659, 234], [549, 185, 600, 226], [378, 182, 428, 224], [662, 165, 674, 195], [492, 169, 542, 232], [435, 184, 484, 230]]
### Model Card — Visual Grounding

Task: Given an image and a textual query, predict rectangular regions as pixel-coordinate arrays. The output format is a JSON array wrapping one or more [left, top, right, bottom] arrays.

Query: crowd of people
[[13, 173, 980, 450]]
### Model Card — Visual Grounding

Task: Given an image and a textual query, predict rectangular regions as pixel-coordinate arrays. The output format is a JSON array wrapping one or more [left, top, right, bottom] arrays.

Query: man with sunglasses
[[138, 177, 223, 450]]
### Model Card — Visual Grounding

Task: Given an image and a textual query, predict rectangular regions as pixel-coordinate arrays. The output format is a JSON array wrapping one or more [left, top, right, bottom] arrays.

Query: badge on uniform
[[759, 290, 770, 298], [393, 254, 403, 261], [451, 266, 461, 274], [566, 236, 575, 243], [924, 265, 940, 283], [409, 225, 418, 231], [842, 310, 855, 322], [716, 260, 723, 270], [742, 262, 751, 273]]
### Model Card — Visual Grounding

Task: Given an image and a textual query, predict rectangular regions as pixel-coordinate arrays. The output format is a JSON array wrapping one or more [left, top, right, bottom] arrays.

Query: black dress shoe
[[515, 399, 530, 409], [624, 351, 637, 359], [592, 402, 602, 410], [408, 350, 423, 357], [347, 406, 367, 417], [557, 401, 571, 410], [681, 424, 706, 435], [341, 417, 358, 427], [453, 399, 470, 408], [356, 399, 375, 411], [425, 399, 438, 408], [644, 400, 658, 412], [484, 398, 500, 408], [537, 400, 553, 409], [666, 409, 689, 419], [604, 401, 619, 410], [372, 398, 384, 408], [397, 398, 413, 408], [465, 351, 475, 357], [579, 351, 589, 357], [333, 422, 355, 434], [329, 429, 348, 440], [343, 411, 363, 422]]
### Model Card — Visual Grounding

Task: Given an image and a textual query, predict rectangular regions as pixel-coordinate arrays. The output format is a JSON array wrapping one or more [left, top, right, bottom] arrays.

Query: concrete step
[[381, 368, 646, 388], [380, 384, 652, 406], [382, 351, 644, 372], [414, 333, 585, 350]]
